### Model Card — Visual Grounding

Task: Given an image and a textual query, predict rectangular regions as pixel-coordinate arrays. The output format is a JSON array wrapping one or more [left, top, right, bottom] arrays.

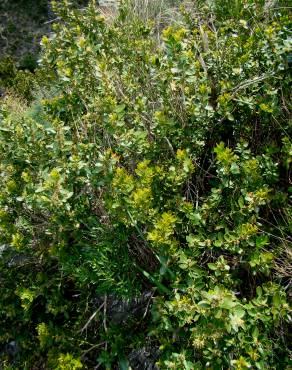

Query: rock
[[0, 244, 9, 256], [94, 291, 153, 325], [6, 340, 20, 357], [128, 346, 160, 370]]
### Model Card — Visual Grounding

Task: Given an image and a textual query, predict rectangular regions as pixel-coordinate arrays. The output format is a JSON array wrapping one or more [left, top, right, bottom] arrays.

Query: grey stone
[[128, 346, 160, 370]]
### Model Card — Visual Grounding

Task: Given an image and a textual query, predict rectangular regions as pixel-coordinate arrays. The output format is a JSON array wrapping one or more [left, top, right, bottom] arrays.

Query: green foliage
[[0, 57, 38, 101], [0, 0, 291, 368]]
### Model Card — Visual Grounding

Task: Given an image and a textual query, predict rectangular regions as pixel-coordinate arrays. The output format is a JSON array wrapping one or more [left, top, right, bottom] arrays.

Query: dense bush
[[0, 0, 291, 368]]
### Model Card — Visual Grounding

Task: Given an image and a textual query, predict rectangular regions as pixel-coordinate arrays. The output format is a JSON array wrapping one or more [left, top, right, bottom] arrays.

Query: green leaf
[[234, 306, 245, 318], [0, 127, 11, 132], [198, 300, 210, 308], [208, 263, 217, 271], [215, 309, 223, 318], [252, 326, 259, 339], [230, 162, 240, 174], [272, 292, 281, 308], [119, 358, 129, 370], [220, 297, 236, 310], [256, 286, 262, 298], [238, 196, 244, 208], [256, 235, 269, 247], [188, 212, 202, 225]]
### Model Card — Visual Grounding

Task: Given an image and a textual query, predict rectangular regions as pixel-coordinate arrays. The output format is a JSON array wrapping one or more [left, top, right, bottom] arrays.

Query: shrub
[[0, 0, 291, 368], [0, 57, 39, 101]]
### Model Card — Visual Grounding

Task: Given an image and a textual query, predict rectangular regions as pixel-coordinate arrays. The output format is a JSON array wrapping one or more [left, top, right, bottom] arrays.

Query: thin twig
[[142, 292, 153, 319], [80, 302, 105, 333], [230, 74, 273, 93], [82, 341, 106, 358], [44, 17, 61, 25], [103, 294, 107, 333]]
